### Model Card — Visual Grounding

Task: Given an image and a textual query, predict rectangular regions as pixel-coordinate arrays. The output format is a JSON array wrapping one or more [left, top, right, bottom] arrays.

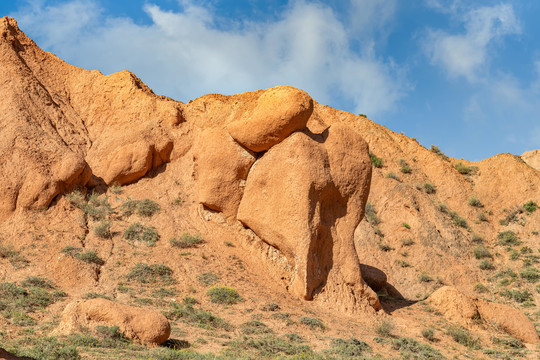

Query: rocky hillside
[[0, 16, 539, 360]]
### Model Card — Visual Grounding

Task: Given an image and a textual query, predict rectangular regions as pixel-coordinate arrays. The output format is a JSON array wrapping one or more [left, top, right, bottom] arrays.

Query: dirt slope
[[0, 16, 539, 360]]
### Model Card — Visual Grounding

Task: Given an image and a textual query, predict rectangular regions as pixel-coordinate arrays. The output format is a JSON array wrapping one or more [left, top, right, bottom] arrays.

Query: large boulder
[[227, 85, 313, 152], [237, 124, 379, 312], [193, 128, 256, 217], [522, 149, 540, 170], [428, 286, 539, 344], [54, 298, 171, 346]]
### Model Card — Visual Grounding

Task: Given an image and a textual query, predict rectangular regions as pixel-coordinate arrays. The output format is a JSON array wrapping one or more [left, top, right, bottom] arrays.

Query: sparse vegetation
[[402, 222, 411, 229], [197, 272, 220, 286], [94, 220, 112, 238], [449, 211, 468, 228], [0, 245, 29, 268], [468, 197, 483, 208], [374, 319, 394, 337], [401, 238, 414, 246], [421, 328, 435, 342], [523, 200, 538, 213], [365, 202, 381, 225], [500, 289, 533, 303], [436, 203, 448, 213], [474, 283, 489, 293], [423, 183, 436, 194], [418, 273, 433, 282], [398, 158, 411, 174], [479, 259, 495, 270], [170, 233, 203, 248], [473, 246, 492, 259], [299, 316, 325, 331], [164, 302, 232, 331], [430, 145, 449, 161], [76, 250, 105, 265], [241, 320, 273, 335], [369, 152, 384, 168], [127, 263, 174, 284], [109, 183, 123, 195], [123, 223, 159, 246], [386, 171, 400, 181], [390, 337, 445, 359], [454, 162, 478, 175], [497, 230, 520, 246], [499, 206, 525, 226], [447, 325, 481, 349], [207, 286, 242, 305], [378, 243, 393, 252], [520, 267, 540, 283], [121, 199, 160, 217], [328, 337, 371, 357]]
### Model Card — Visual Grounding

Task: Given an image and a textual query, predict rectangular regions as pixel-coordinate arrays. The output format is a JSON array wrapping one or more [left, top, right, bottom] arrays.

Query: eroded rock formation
[[54, 298, 171, 345]]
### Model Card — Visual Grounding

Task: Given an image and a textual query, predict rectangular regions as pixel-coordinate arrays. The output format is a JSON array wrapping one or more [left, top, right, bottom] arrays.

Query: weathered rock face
[[428, 286, 539, 344], [227, 85, 313, 152], [522, 149, 540, 170], [54, 298, 171, 345], [193, 128, 256, 217], [0, 17, 180, 218]]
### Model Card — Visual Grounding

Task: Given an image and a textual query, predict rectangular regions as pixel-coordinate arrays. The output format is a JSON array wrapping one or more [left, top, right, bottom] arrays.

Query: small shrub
[[386, 172, 400, 181], [396, 260, 410, 268], [520, 267, 540, 283], [401, 238, 414, 246], [473, 246, 492, 259], [491, 335, 524, 349], [75, 250, 104, 265], [299, 316, 325, 331], [402, 222, 411, 229], [378, 243, 393, 252], [0, 245, 29, 268], [468, 197, 483, 208], [329, 337, 371, 357], [374, 319, 394, 337], [207, 286, 242, 305], [447, 325, 481, 349], [436, 203, 448, 213], [261, 303, 280, 312], [523, 200, 538, 213], [418, 273, 433, 282], [478, 259, 495, 270], [477, 212, 488, 222], [121, 200, 139, 217], [137, 199, 161, 217], [391, 337, 444, 359], [127, 263, 174, 284], [365, 202, 381, 225], [421, 328, 435, 342], [497, 231, 521, 246], [499, 206, 525, 226], [164, 302, 232, 331], [169, 233, 203, 248], [197, 272, 220, 286], [82, 292, 112, 300], [454, 162, 478, 175], [500, 289, 533, 303], [370, 152, 384, 168], [123, 223, 159, 246], [84, 194, 113, 221], [473, 283, 489, 293], [398, 159, 411, 174], [109, 183, 123, 195], [423, 183, 436, 194], [449, 211, 468, 228], [241, 320, 273, 335], [472, 234, 484, 243], [20, 276, 54, 289], [94, 221, 112, 239]]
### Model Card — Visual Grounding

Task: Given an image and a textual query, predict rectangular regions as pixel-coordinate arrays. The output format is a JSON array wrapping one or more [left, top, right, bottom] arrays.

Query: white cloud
[[11, 0, 408, 116], [423, 3, 521, 81]]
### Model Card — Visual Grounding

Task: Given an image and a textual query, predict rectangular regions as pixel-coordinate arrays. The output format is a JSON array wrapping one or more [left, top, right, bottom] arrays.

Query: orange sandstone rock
[[54, 298, 171, 346], [227, 85, 313, 152]]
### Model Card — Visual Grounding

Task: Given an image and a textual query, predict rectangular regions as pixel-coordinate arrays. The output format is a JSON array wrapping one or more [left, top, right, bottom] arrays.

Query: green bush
[[374, 319, 394, 337], [369, 152, 384, 168], [520, 267, 540, 283], [398, 159, 411, 174], [421, 328, 435, 342], [436, 203, 448, 213], [473, 246, 492, 259], [418, 273, 433, 283], [328, 337, 371, 357], [299, 316, 325, 331], [402, 222, 411, 229], [478, 259, 495, 270], [474, 283, 489, 293], [365, 202, 381, 225], [169, 233, 204, 248], [497, 231, 520, 246], [137, 199, 161, 217], [21, 336, 81, 360], [75, 250, 104, 265], [500, 289, 533, 303], [390, 337, 444, 359], [94, 221, 112, 239], [127, 263, 174, 284], [163, 302, 232, 331], [207, 286, 242, 305], [123, 223, 159, 246], [449, 211, 468, 228], [454, 162, 478, 175], [386, 172, 400, 181], [241, 320, 273, 335], [197, 272, 220, 286], [423, 183, 436, 194], [523, 200, 538, 213], [447, 326, 481, 349], [468, 197, 483, 208]]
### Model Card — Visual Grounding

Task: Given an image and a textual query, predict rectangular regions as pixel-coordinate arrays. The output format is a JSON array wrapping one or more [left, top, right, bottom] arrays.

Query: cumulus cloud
[[423, 3, 521, 81], [11, 0, 408, 116]]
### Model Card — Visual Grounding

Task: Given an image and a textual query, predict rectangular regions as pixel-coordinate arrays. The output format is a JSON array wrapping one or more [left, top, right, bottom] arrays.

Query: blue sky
[[2, 0, 539, 161]]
